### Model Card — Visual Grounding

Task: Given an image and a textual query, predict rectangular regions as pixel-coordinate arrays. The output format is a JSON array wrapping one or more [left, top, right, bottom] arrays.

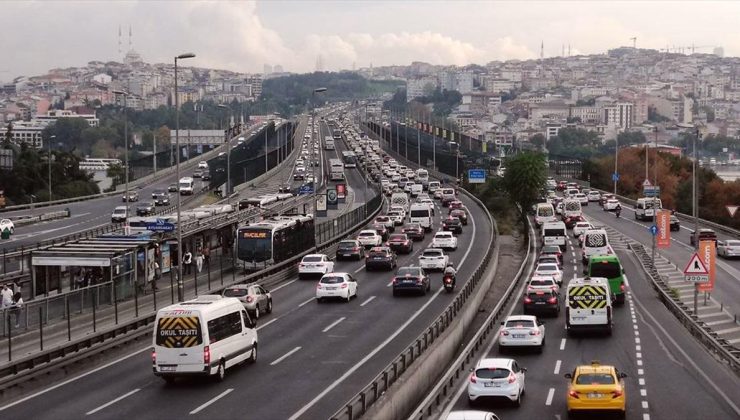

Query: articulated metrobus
[[329, 158, 345, 181], [236, 214, 315, 266], [341, 151, 357, 168]]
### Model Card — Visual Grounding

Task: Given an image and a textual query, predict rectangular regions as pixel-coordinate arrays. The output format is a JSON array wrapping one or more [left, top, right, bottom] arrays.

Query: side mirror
[[521, 367, 527, 372], [622, 268, 626, 274], [564, 373, 572, 379], [500, 321, 505, 326], [619, 372, 628, 379]]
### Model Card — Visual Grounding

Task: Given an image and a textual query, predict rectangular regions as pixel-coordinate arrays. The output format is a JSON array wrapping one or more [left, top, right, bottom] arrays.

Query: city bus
[[236, 214, 315, 266], [329, 158, 345, 181], [324, 136, 335, 150], [341, 151, 357, 168]]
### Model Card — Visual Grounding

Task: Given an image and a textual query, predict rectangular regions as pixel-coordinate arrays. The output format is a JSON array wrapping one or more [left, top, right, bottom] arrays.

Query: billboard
[[697, 240, 716, 292], [656, 210, 671, 248]]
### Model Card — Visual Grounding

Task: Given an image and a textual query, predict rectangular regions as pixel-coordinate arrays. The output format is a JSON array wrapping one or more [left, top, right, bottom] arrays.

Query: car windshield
[[423, 250, 441, 257], [320, 276, 344, 284], [726, 240, 740, 247], [475, 368, 511, 379], [542, 246, 560, 254], [338, 241, 357, 249], [590, 261, 621, 278], [537, 264, 558, 272], [396, 267, 420, 276], [506, 319, 535, 328], [359, 232, 374, 237], [576, 373, 616, 385], [302, 256, 323, 263], [223, 288, 249, 297], [389, 234, 406, 241], [530, 279, 553, 286], [405, 224, 421, 230]]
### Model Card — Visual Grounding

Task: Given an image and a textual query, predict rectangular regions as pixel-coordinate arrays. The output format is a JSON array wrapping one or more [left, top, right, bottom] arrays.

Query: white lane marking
[[642, 401, 649, 409], [270, 346, 302, 366], [643, 414, 651, 420], [636, 345, 642, 351], [298, 297, 314, 307], [639, 378, 646, 386], [256, 318, 278, 331], [637, 359, 643, 366], [189, 388, 234, 415], [0, 346, 150, 411], [360, 296, 376, 306], [641, 389, 647, 397], [322, 317, 346, 333], [386, 281, 393, 287], [636, 352, 642, 358], [554, 360, 561, 375], [354, 266, 364, 274], [638, 368, 644, 375], [560, 338, 566, 350], [288, 195, 479, 420], [545, 387, 555, 406], [86, 388, 141, 415], [271, 279, 298, 292]]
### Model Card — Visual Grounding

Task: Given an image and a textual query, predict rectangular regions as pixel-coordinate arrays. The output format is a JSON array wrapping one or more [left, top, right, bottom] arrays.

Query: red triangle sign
[[727, 205, 739, 218], [683, 253, 709, 275]]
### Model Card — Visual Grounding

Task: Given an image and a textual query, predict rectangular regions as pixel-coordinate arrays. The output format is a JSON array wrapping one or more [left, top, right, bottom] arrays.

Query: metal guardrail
[[328, 172, 498, 419], [10, 210, 71, 227], [0, 186, 383, 389], [630, 242, 740, 373], [410, 218, 535, 419]]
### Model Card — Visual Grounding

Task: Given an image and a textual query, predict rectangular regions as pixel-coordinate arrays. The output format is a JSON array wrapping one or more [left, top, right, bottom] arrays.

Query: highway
[[439, 214, 740, 419], [0, 175, 494, 419]]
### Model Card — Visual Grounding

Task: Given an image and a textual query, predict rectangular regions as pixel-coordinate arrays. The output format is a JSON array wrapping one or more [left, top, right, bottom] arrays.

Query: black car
[[372, 223, 390, 241], [202, 171, 211, 181], [690, 228, 717, 246], [540, 245, 563, 264], [523, 290, 560, 316], [152, 190, 170, 206], [392, 266, 430, 296], [563, 215, 584, 229], [386, 233, 414, 254], [136, 201, 155, 216], [168, 183, 178, 193], [336, 240, 364, 261], [402, 223, 425, 241], [670, 215, 680, 231], [365, 247, 397, 271], [442, 216, 463, 234]]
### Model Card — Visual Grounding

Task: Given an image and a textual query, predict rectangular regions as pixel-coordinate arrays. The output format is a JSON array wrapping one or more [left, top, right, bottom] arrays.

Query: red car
[[386, 233, 414, 254], [557, 180, 567, 191], [402, 223, 425, 241]]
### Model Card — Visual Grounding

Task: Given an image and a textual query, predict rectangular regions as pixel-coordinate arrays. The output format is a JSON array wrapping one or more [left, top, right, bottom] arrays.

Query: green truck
[[586, 255, 626, 304]]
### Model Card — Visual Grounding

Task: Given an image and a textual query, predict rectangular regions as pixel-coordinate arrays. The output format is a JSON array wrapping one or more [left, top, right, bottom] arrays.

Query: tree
[[530, 134, 546, 149], [502, 152, 547, 216], [616, 131, 646, 147]]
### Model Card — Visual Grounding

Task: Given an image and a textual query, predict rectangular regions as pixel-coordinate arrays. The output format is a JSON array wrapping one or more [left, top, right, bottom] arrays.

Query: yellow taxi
[[564, 361, 627, 417]]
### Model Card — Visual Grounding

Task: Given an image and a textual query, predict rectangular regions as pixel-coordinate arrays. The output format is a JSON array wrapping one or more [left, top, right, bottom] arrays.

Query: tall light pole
[[112, 90, 130, 229], [613, 134, 619, 195], [311, 87, 327, 214], [416, 110, 421, 166], [48, 134, 56, 201], [174, 52, 195, 302], [217, 104, 231, 197], [693, 127, 701, 314]]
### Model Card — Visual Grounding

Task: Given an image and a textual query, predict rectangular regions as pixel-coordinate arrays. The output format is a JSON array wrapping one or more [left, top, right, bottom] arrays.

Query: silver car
[[222, 284, 273, 319]]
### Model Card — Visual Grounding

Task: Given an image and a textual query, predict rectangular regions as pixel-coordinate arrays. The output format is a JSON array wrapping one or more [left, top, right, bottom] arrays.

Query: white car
[[446, 411, 500, 420], [433, 189, 444, 200], [298, 254, 334, 279], [389, 205, 407, 219], [387, 211, 405, 226], [467, 358, 526, 406], [717, 240, 740, 259], [498, 315, 545, 352], [111, 206, 128, 223], [316, 273, 357, 303], [555, 202, 564, 215], [572, 222, 593, 238], [374, 216, 395, 231], [527, 275, 560, 295], [533, 263, 563, 285], [428, 181, 441, 193], [587, 191, 601, 202], [197, 161, 208, 169], [357, 230, 382, 247], [574, 193, 589, 206], [431, 231, 458, 250], [0, 218, 15, 234], [419, 248, 449, 271], [603, 199, 620, 211]]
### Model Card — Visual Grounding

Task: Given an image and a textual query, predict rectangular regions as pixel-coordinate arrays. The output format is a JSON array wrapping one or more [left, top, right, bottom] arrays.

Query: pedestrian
[[1, 284, 12, 309], [202, 246, 210, 268], [152, 260, 161, 292], [9, 292, 22, 328], [183, 249, 193, 275], [195, 250, 204, 273]]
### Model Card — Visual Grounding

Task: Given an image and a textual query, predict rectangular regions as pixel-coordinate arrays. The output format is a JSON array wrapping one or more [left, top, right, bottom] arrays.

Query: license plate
[[327, 287, 337, 290], [535, 302, 545, 305], [587, 393, 602, 399], [512, 334, 526, 339], [403, 280, 414, 283], [484, 382, 500, 388], [159, 365, 176, 372]]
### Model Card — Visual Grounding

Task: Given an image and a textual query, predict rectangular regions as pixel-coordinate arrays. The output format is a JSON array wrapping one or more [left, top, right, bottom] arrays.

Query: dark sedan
[[442, 216, 463, 234], [449, 208, 468, 225], [372, 223, 390, 241], [136, 201, 155, 216], [402, 223, 425, 241], [152, 191, 171, 206], [336, 239, 364, 261], [392, 266, 430, 296], [386, 233, 414, 254], [168, 183, 178, 193], [523, 290, 560, 316], [670, 215, 680, 231], [365, 247, 397, 271]]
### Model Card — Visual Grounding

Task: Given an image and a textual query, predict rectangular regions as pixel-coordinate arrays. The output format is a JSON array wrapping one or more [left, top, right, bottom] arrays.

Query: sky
[[1, 0, 738, 80]]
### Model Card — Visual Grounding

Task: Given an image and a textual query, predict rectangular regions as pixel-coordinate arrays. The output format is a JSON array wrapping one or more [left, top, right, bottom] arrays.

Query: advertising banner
[[697, 240, 716, 292], [656, 210, 671, 248]]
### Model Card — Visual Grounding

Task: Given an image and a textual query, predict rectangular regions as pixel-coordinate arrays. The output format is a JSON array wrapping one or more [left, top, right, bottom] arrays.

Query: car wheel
[[316, 297, 323, 304], [266, 299, 273, 314], [215, 361, 225, 382], [249, 344, 258, 363], [346, 292, 352, 303], [393, 289, 399, 297], [253, 306, 260, 320], [162, 376, 176, 385], [498, 344, 506, 354]]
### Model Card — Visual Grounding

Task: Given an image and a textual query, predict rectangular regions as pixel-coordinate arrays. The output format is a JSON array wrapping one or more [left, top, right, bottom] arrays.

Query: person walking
[[9, 292, 22, 328], [195, 250, 204, 273], [1, 284, 13, 309], [183, 249, 193, 275], [152, 260, 161, 292], [202, 246, 210, 268]]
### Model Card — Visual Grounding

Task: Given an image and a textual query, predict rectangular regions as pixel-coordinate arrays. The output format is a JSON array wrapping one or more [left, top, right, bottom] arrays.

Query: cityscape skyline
[[2, 0, 738, 80]]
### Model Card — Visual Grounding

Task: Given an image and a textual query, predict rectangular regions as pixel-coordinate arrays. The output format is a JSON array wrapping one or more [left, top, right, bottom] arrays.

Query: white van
[[179, 177, 194, 195], [535, 203, 557, 227], [390, 192, 410, 213], [416, 169, 429, 187], [565, 277, 612, 335], [542, 221, 567, 250], [562, 199, 582, 219], [152, 295, 258, 383], [580, 229, 612, 264], [409, 203, 433, 231], [428, 181, 441, 193], [410, 183, 424, 197], [635, 197, 662, 221]]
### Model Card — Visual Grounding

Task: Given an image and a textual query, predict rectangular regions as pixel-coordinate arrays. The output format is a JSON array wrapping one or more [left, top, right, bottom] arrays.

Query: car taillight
[[569, 390, 579, 399], [317, 284, 323, 289], [500, 330, 510, 336], [353, 247, 360, 251], [523, 296, 532, 304], [246, 296, 254, 303], [530, 329, 540, 336], [547, 297, 558, 304], [416, 278, 423, 285], [508, 373, 517, 383], [151, 351, 157, 364], [612, 390, 623, 398], [392, 278, 398, 284], [341, 283, 348, 288], [469, 373, 477, 383], [204, 346, 211, 365], [620, 283, 626, 292]]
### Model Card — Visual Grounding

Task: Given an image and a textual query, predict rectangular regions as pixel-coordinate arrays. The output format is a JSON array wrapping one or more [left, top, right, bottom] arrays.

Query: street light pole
[[48, 134, 56, 201], [416, 111, 421, 166], [311, 88, 327, 215], [651, 126, 658, 265], [693, 127, 701, 314], [614, 134, 619, 195], [113, 90, 130, 230], [174, 52, 195, 302], [217, 104, 231, 197]]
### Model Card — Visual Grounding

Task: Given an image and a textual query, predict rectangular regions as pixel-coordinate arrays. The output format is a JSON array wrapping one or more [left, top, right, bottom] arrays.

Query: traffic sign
[[643, 186, 660, 197], [146, 219, 175, 232], [298, 185, 313, 195], [727, 205, 739, 218], [684, 253, 709, 283], [612, 173, 620, 182], [649, 225, 659, 236], [468, 169, 486, 184], [642, 179, 652, 187]]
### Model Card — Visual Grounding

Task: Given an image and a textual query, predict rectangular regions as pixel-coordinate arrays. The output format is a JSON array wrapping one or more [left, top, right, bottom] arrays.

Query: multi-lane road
[[440, 206, 740, 419], [0, 173, 493, 419]]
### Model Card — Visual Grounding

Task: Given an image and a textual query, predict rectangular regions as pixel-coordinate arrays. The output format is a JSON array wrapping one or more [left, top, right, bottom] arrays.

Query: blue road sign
[[612, 173, 620, 182], [468, 169, 486, 184], [147, 218, 175, 232], [298, 185, 314, 195], [644, 186, 661, 197], [649, 225, 659, 236]]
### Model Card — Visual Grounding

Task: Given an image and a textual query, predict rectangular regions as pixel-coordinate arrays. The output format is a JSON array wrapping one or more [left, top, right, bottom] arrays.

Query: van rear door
[[154, 313, 205, 373]]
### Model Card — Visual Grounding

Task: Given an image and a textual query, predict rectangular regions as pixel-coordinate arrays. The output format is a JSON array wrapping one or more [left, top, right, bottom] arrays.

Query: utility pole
[[693, 127, 700, 315], [416, 110, 421, 166]]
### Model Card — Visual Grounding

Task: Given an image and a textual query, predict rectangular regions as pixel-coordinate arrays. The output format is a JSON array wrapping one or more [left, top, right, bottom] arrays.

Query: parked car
[[222, 284, 272, 319], [365, 247, 397, 271], [392, 266, 430, 296]]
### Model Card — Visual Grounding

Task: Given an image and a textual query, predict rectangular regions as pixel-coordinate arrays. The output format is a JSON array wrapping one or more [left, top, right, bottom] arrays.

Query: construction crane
[[630, 37, 637, 49]]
